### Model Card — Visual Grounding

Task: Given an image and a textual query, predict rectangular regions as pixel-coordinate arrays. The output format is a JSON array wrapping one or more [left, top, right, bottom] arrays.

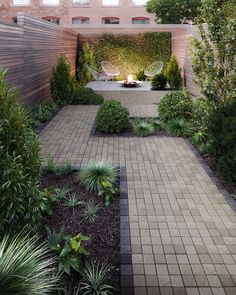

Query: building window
[[42, 0, 59, 5], [132, 17, 150, 24], [43, 16, 60, 24], [102, 17, 120, 24], [12, 17, 17, 23], [132, 0, 148, 5], [102, 0, 119, 5], [73, 0, 89, 4], [72, 17, 90, 24], [13, 0, 30, 5]]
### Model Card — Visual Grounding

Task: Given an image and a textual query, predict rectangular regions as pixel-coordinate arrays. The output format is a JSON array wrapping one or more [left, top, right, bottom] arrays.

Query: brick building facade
[[0, 0, 155, 26]]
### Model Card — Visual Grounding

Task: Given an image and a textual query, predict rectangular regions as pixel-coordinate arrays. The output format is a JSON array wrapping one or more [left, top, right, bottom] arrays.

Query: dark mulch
[[39, 171, 120, 291]]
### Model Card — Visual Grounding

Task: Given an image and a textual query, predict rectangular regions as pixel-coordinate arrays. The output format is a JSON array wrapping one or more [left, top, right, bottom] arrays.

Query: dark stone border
[[120, 166, 134, 295], [185, 139, 236, 212]]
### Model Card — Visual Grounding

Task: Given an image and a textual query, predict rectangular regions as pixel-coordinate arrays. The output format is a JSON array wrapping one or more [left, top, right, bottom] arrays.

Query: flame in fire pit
[[127, 74, 133, 83]]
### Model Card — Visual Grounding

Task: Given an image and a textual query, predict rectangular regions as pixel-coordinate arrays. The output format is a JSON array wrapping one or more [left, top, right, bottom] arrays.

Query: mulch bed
[[39, 171, 120, 291]]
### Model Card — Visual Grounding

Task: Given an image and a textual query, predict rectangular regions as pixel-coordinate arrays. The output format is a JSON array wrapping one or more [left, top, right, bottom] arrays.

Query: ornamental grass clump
[[166, 118, 193, 137], [0, 68, 42, 237], [133, 121, 155, 137], [78, 161, 118, 193], [0, 233, 59, 295]]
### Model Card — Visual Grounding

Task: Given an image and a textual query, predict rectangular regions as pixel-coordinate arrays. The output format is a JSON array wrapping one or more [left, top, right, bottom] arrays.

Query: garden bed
[[40, 171, 120, 291]]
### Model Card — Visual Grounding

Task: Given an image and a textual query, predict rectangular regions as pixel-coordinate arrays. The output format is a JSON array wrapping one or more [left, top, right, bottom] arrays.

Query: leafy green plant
[[164, 55, 182, 90], [158, 91, 193, 123], [0, 68, 42, 236], [50, 54, 74, 106], [64, 194, 83, 210], [0, 233, 59, 295], [46, 227, 90, 275], [191, 0, 236, 103], [70, 87, 104, 105], [191, 131, 208, 154], [147, 118, 163, 131], [98, 180, 119, 207], [93, 32, 171, 79], [96, 100, 130, 133], [30, 101, 59, 128], [80, 261, 114, 295], [136, 70, 146, 81], [83, 201, 101, 224], [207, 97, 236, 183], [133, 121, 155, 137], [151, 74, 167, 90], [47, 156, 72, 178], [166, 118, 193, 137], [192, 98, 212, 133], [78, 161, 118, 193]]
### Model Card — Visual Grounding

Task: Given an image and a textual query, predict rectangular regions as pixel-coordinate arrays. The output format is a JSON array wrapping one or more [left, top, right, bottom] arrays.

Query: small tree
[[50, 54, 73, 105], [164, 55, 182, 90], [191, 0, 236, 104], [0, 68, 42, 236], [146, 0, 201, 24]]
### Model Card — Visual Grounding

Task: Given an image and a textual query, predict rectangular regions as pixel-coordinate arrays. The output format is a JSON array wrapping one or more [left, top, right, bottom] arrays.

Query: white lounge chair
[[101, 61, 120, 81], [144, 61, 164, 78], [86, 64, 108, 81]]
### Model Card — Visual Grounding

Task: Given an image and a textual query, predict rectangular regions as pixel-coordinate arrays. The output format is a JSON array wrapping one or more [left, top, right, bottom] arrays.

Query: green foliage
[[78, 161, 118, 193], [164, 56, 182, 90], [136, 70, 146, 81], [0, 68, 42, 236], [96, 100, 130, 133], [30, 101, 59, 128], [77, 43, 97, 86], [151, 74, 168, 90], [208, 97, 236, 183], [191, 0, 236, 103], [64, 194, 83, 209], [98, 180, 119, 207], [70, 87, 104, 105], [83, 201, 101, 224], [166, 118, 193, 137], [192, 98, 213, 133], [0, 233, 59, 295], [50, 55, 74, 106], [147, 118, 163, 131], [133, 121, 155, 137], [47, 227, 90, 275], [47, 156, 72, 178], [93, 32, 171, 79], [80, 262, 114, 295], [146, 0, 201, 24], [191, 130, 208, 153], [159, 91, 193, 123]]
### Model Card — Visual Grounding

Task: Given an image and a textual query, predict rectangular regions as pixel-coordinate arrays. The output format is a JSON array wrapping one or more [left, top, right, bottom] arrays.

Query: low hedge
[[71, 87, 104, 105]]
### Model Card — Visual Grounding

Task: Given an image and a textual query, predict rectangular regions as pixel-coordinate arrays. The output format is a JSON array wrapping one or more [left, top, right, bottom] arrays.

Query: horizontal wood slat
[[0, 13, 78, 105]]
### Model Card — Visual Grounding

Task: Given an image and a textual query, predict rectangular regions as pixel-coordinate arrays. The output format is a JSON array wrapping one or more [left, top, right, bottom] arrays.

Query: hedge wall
[[93, 32, 171, 79]]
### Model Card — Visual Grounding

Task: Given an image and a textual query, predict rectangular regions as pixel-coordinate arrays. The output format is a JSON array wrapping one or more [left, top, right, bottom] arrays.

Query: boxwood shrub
[[70, 87, 104, 105], [159, 91, 193, 123], [151, 74, 167, 90], [96, 100, 129, 133]]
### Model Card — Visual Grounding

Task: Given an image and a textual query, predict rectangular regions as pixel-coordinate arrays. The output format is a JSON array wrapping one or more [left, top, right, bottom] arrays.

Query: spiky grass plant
[[83, 201, 101, 224], [147, 118, 163, 131], [133, 121, 155, 137], [166, 118, 193, 137], [63, 194, 83, 209], [47, 156, 72, 178], [0, 233, 59, 295], [80, 262, 114, 295], [78, 161, 118, 193]]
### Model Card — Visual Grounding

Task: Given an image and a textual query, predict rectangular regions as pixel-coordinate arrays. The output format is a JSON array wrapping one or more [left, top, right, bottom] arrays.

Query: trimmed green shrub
[[159, 91, 193, 123], [208, 97, 236, 184], [71, 87, 104, 105], [192, 98, 212, 132], [136, 70, 146, 81], [166, 118, 193, 137], [164, 55, 182, 90], [0, 69, 42, 236], [133, 121, 155, 137], [50, 54, 74, 105], [151, 74, 168, 90], [0, 233, 59, 295], [96, 100, 130, 133], [93, 32, 171, 79]]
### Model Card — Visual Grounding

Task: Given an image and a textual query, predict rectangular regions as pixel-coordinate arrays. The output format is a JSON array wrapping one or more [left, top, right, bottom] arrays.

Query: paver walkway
[[40, 105, 236, 295]]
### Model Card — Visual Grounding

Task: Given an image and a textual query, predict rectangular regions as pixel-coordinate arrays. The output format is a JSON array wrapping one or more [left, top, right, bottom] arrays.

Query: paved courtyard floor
[[40, 104, 236, 295]]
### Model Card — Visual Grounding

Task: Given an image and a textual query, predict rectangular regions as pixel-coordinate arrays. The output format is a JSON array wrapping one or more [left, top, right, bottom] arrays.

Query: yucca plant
[[82, 201, 101, 224], [133, 121, 155, 137], [78, 161, 118, 193], [0, 233, 60, 295], [80, 262, 114, 295], [166, 118, 193, 137]]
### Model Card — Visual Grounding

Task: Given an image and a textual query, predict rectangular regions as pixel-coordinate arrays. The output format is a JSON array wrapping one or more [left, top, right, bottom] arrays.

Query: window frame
[[72, 0, 90, 6], [132, 17, 150, 24], [102, 17, 120, 25], [42, 16, 60, 24], [101, 0, 120, 7], [132, 0, 148, 6], [12, 0, 30, 6], [42, 0, 60, 6], [72, 17, 90, 25]]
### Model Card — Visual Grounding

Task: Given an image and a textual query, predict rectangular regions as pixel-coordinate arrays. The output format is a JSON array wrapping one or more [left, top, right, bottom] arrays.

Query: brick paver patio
[[40, 104, 236, 295]]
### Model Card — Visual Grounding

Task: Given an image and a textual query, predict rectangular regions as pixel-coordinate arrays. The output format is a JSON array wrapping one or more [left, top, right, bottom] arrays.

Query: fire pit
[[118, 75, 142, 88]]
